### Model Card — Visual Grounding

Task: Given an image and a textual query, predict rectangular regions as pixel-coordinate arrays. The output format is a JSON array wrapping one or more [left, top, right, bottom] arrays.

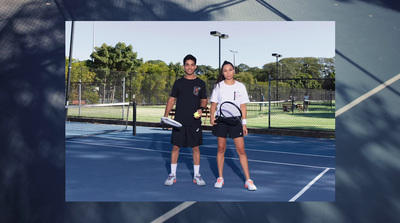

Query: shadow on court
[[66, 125, 335, 202], [204, 138, 246, 183]]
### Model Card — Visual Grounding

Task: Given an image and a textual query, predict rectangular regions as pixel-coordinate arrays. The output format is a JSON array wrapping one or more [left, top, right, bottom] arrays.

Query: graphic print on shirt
[[234, 91, 242, 101], [193, 86, 201, 96]]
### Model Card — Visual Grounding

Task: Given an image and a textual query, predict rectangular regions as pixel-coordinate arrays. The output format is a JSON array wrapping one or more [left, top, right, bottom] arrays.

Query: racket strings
[[217, 101, 242, 126], [219, 101, 242, 118]]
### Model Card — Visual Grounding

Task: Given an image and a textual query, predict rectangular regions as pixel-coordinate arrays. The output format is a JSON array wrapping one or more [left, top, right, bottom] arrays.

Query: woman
[[209, 61, 257, 191]]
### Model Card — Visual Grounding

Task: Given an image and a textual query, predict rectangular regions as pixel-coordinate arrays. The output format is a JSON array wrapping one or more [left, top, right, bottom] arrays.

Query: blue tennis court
[[66, 124, 335, 202]]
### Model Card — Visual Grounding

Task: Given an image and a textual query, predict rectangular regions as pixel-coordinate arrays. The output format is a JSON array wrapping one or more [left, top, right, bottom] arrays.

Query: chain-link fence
[[66, 67, 335, 132], [66, 67, 129, 105], [67, 80, 126, 105], [244, 78, 335, 131]]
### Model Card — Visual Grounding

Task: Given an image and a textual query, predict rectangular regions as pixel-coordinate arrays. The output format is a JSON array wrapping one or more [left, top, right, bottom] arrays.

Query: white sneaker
[[214, 177, 224, 188], [164, 173, 176, 186], [245, 179, 257, 191], [193, 174, 206, 186]]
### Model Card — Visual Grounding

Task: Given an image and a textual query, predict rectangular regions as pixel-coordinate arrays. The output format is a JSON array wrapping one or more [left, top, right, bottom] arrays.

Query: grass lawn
[[67, 103, 335, 131], [247, 103, 335, 131]]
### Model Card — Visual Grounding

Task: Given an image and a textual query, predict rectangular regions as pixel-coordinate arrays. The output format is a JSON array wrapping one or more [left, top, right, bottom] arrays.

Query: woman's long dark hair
[[214, 60, 234, 89]]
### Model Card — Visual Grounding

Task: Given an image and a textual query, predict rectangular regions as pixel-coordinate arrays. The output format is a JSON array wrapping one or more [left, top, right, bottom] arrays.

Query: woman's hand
[[210, 117, 217, 126], [243, 125, 248, 136]]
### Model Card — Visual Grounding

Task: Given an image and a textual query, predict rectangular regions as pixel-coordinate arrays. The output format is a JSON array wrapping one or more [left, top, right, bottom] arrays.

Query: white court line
[[74, 135, 335, 158], [336, 73, 400, 117], [67, 141, 334, 170], [65, 74, 399, 220], [150, 202, 196, 223], [289, 168, 330, 202], [140, 74, 400, 222]]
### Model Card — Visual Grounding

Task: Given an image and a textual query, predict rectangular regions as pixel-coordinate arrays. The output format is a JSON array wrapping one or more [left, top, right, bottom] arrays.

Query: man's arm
[[193, 98, 208, 119], [198, 98, 208, 114], [164, 97, 176, 117]]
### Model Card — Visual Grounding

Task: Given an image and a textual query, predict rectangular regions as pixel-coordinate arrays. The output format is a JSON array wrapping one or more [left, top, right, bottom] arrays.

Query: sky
[[65, 21, 335, 69]]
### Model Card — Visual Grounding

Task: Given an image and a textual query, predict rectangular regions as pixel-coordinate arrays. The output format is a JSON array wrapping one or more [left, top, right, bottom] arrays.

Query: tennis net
[[65, 102, 135, 139]]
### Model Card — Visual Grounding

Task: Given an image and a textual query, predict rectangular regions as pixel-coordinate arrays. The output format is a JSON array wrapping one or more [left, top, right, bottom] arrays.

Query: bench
[[169, 106, 211, 124], [71, 100, 86, 105], [297, 104, 304, 112], [283, 103, 304, 112]]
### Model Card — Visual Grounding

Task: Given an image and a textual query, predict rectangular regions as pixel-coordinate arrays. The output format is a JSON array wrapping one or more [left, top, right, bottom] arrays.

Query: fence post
[[79, 79, 81, 116], [276, 79, 278, 102], [122, 77, 125, 120], [65, 21, 75, 121], [268, 75, 271, 129]]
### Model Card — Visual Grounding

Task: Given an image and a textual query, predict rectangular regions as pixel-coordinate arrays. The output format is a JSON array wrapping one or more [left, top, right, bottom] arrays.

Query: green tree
[[168, 62, 185, 79], [261, 63, 275, 81], [291, 73, 322, 89], [322, 71, 335, 90], [65, 57, 99, 104], [131, 72, 145, 103], [147, 60, 165, 65], [137, 61, 170, 104], [237, 63, 250, 72], [164, 62, 178, 97], [279, 60, 297, 79], [89, 42, 143, 82], [196, 65, 218, 80], [248, 67, 265, 82], [235, 72, 255, 85], [65, 57, 96, 82], [88, 42, 143, 103]]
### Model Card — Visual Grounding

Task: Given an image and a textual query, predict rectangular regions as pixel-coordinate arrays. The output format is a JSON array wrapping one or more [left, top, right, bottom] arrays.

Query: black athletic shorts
[[171, 121, 203, 147], [212, 119, 244, 138]]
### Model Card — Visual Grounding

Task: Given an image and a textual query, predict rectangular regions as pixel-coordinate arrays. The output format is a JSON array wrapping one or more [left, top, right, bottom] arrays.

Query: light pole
[[92, 21, 95, 62], [272, 53, 282, 102], [272, 53, 282, 79], [210, 31, 229, 72], [230, 50, 238, 70]]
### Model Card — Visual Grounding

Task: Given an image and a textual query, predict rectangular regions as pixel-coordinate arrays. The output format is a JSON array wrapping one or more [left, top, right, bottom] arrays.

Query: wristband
[[242, 119, 247, 125]]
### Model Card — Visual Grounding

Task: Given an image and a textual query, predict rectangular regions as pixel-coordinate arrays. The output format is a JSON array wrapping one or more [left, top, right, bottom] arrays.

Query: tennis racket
[[215, 101, 242, 126], [161, 117, 182, 128]]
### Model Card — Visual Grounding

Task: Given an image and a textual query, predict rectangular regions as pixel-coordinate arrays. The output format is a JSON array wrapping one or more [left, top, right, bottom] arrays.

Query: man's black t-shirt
[[170, 77, 207, 125]]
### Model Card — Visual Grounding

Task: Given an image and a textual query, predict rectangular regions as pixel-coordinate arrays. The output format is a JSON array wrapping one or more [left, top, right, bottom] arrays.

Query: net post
[[122, 77, 126, 119], [132, 102, 136, 136]]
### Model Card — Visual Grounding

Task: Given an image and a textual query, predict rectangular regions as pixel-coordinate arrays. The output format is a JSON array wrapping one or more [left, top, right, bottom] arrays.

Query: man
[[303, 93, 310, 113], [163, 54, 208, 186]]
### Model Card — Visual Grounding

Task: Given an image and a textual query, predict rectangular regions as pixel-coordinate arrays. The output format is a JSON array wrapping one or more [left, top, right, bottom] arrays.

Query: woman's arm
[[210, 102, 218, 125], [240, 103, 248, 136]]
